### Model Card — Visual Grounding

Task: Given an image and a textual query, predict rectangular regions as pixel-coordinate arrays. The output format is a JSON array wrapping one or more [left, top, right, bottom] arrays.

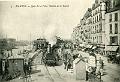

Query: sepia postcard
[[0, 0, 120, 82]]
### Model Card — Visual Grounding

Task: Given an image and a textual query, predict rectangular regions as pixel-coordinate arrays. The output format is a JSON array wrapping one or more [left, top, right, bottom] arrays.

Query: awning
[[89, 45, 93, 48], [105, 46, 119, 51], [79, 44, 84, 47], [86, 45, 90, 48], [85, 45, 93, 48], [8, 54, 25, 59], [92, 46, 97, 49]]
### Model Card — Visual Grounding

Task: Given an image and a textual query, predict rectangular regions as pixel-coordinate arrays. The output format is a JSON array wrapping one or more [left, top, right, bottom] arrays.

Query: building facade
[[72, 0, 107, 54], [105, 1, 120, 55], [72, 0, 120, 55], [71, 24, 81, 48]]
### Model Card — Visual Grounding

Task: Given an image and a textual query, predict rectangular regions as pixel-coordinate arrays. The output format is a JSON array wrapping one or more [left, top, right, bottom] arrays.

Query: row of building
[[72, 0, 120, 56]]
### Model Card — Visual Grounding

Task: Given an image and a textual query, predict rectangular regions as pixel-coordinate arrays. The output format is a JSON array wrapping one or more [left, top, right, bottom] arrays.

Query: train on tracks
[[33, 38, 64, 66]]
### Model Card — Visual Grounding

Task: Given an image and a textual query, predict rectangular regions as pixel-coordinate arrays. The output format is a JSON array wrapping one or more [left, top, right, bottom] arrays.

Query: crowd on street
[[62, 48, 105, 81]]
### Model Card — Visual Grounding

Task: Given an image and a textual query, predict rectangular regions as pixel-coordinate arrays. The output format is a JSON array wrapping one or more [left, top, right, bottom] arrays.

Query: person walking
[[85, 60, 89, 81], [28, 61, 32, 77], [64, 53, 68, 69], [23, 62, 28, 77], [99, 57, 104, 69], [98, 57, 104, 76], [67, 59, 71, 71]]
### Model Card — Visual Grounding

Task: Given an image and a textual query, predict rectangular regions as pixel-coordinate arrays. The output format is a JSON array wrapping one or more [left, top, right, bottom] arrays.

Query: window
[[95, 26, 96, 33], [109, 24, 112, 34], [115, 23, 118, 34], [99, 24, 102, 32], [93, 26, 94, 33], [110, 36, 118, 45], [97, 36, 98, 43], [109, 14, 112, 22], [99, 14, 101, 20], [97, 25, 99, 33], [95, 17, 96, 23], [99, 36, 102, 43], [115, 13, 118, 21], [97, 16, 98, 22]]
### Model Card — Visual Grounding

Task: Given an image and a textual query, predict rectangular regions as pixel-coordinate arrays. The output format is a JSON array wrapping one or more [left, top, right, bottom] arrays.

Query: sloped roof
[[8, 54, 25, 59], [73, 57, 84, 64], [107, 6, 120, 13]]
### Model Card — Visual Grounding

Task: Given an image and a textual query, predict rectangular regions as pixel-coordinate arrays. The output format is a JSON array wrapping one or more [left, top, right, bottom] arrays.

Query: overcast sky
[[0, 0, 94, 44]]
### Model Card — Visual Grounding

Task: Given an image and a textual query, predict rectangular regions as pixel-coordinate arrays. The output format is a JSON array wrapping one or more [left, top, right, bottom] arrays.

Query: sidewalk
[[96, 54, 120, 82], [55, 64, 86, 82], [79, 50, 120, 82]]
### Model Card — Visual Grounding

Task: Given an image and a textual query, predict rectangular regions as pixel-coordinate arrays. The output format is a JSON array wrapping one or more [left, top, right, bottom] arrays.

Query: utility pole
[[30, 33, 32, 50]]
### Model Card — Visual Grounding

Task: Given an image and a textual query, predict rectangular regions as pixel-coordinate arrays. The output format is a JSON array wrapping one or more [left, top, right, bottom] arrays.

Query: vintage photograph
[[0, 0, 120, 82]]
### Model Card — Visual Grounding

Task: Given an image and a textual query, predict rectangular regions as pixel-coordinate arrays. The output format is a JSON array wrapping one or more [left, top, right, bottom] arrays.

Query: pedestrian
[[116, 53, 120, 64], [64, 60, 67, 69], [85, 60, 89, 81], [23, 62, 28, 77], [107, 57, 110, 63], [28, 61, 32, 76], [64, 53, 68, 69], [99, 57, 104, 69], [98, 57, 104, 75], [67, 59, 71, 71]]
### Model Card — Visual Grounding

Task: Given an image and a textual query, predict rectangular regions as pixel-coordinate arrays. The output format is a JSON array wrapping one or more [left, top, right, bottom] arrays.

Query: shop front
[[105, 46, 119, 63]]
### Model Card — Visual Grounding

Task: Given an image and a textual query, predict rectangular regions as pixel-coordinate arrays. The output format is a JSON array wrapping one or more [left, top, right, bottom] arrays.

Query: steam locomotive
[[44, 44, 63, 66], [33, 38, 63, 66]]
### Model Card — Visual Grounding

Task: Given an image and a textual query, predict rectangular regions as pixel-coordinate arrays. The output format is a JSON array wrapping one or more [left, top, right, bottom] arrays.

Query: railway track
[[44, 65, 65, 82]]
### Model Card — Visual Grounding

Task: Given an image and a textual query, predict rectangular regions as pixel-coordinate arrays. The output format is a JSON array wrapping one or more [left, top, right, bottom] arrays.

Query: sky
[[0, 0, 94, 44]]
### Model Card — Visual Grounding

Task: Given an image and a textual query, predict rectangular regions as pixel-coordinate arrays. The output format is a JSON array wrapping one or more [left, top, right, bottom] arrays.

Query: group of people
[[107, 53, 120, 64], [86, 52, 104, 81], [64, 58, 73, 71]]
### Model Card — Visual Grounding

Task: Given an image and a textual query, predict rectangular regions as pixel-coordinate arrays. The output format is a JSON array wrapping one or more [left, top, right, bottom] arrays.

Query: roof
[[83, 8, 92, 19], [79, 44, 85, 47], [72, 50, 79, 55], [107, 6, 120, 13], [73, 57, 85, 65], [8, 54, 25, 59], [105, 46, 119, 51], [27, 50, 40, 58], [92, 46, 97, 49]]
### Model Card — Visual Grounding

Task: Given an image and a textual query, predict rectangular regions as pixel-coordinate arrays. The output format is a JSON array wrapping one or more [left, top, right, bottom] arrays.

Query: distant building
[[72, 0, 107, 54], [79, 8, 92, 44], [0, 38, 16, 59], [71, 25, 81, 44], [33, 38, 48, 50]]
